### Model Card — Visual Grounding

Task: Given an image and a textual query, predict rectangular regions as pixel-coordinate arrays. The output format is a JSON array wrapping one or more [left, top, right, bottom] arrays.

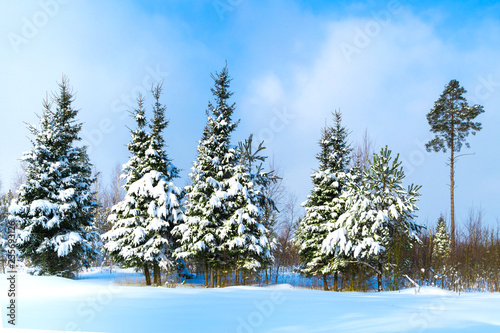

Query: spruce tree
[[425, 79, 484, 250], [136, 84, 184, 285], [247, 151, 282, 284], [104, 86, 184, 285], [224, 135, 274, 281], [0, 191, 13, 274], [323, 147, 422, 291], [103, 95, 151, 282], [175, 65, 240, 287], [432, 215, 450, 284], [9, 77, 97, 278], [295, 111, 352, 291]]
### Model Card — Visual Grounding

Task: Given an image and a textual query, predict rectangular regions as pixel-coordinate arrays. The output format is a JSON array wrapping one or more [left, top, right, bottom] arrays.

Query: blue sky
[[1, 0, 499, 229]]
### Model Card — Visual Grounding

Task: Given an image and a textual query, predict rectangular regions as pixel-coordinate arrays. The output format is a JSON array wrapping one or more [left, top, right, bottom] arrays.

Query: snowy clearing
[[1, 269, 500, 333]]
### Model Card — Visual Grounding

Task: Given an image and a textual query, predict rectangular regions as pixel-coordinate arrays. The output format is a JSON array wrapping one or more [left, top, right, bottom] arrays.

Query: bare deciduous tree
[[351, 129, 376, 169], [273, 191, 301, 283]]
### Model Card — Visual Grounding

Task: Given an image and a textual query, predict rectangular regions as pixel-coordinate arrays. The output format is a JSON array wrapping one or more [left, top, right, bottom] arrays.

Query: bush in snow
[[9, 77, 98, 278]]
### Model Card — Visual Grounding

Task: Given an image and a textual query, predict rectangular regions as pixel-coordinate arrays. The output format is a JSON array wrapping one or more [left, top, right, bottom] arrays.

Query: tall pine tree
[[425, 79, 484, 250], [295, 111, 352, 291], [9, 77, 97, 278]]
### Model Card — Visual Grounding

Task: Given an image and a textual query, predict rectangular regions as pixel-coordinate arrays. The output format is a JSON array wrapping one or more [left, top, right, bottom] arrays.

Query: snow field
[[1, 270, 500, 332]]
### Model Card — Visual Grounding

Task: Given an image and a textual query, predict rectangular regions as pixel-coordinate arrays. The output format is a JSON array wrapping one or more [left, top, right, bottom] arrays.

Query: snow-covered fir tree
[[102, 96, 149, 278], [223, 135, 274, 278], [239, 136, 284, 283], [9, 78, 97, 278], [323, 146, 422, 291], [103, 85, 184, 285], [135, 84, 184, 284], [432, 215, 450, 279], [295, 111, 352, 291], [0, 191, 13, 274], [175, 66, 238, 284], [177, 66, 269, 286]]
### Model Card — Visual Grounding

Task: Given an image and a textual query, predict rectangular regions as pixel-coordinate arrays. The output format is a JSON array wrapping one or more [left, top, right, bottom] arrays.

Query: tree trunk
[[377, 262, 383, 292], [144, 264, 151, 286], [158, 267, 162, 286], [204, 263, 208, 287], [217, 268, 221, 288], [323, 274, 329, 291], [153, 263, 161, 286], [334, 271, 339, 292], [450, 146, 455, 252], [236, 269, 240, 286], [1, 250, 5, 274], [210, 267, 214, 288]]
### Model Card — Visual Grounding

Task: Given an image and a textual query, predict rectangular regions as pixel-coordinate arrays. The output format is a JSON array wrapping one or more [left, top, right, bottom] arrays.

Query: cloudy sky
[[1, 0, 499, 229]]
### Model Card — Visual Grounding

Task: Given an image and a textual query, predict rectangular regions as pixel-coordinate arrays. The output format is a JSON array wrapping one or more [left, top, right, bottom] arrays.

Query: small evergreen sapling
[[432, 215, 451, 284]]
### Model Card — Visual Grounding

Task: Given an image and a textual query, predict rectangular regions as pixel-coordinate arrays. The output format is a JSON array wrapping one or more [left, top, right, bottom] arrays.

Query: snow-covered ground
[[1, 269, 500, 332]]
